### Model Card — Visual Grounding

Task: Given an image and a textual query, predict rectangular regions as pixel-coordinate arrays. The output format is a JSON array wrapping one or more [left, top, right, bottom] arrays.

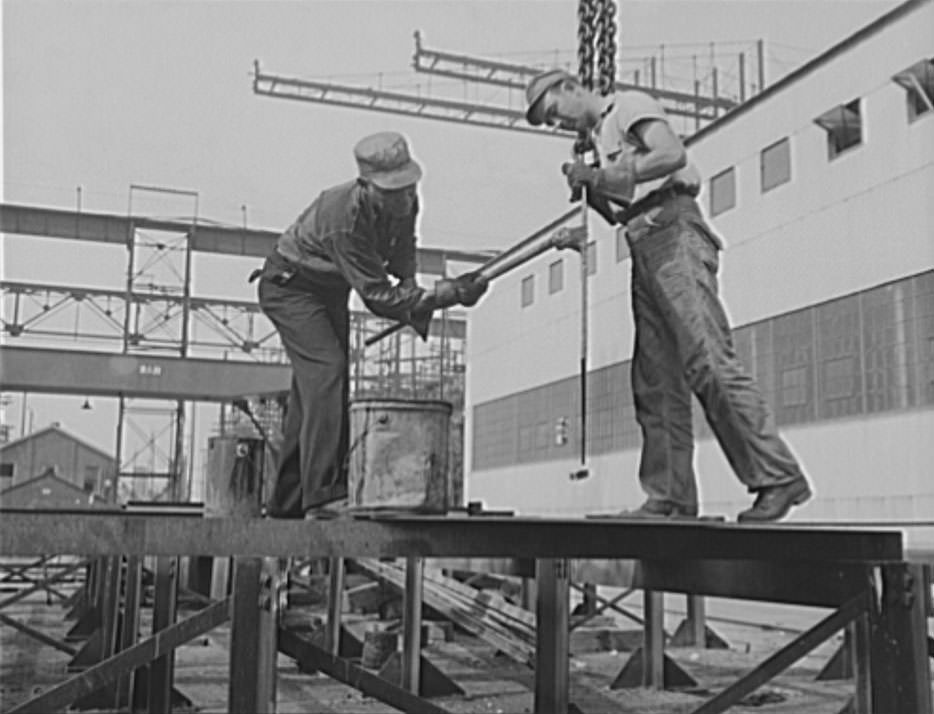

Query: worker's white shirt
[[593, 90, 701, 204]]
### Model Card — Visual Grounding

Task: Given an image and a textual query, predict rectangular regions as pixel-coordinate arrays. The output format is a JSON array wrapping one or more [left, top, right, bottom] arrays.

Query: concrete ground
[[1, 591, 932, 713]]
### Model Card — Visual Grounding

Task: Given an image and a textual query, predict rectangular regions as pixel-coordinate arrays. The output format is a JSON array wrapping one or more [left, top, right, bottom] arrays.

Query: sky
[[0, 0, 901, 460]]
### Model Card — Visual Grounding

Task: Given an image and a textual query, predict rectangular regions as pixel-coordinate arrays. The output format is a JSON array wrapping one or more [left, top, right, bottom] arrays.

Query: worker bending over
[[525, 70, 811, 522], [254, 131, 487, 518]]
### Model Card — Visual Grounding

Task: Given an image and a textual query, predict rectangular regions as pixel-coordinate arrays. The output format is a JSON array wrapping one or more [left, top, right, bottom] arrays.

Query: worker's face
[[375, 183, 417, 216], [541, 83, 590, 132]]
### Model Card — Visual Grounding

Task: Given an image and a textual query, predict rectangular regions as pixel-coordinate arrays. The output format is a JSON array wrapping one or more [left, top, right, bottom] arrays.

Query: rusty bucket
[[347, 399, 452, 513]]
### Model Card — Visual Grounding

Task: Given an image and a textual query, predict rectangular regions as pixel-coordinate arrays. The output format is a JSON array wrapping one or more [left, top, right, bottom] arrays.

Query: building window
[[521, 275, 535, 307], [815, 98, 862, 159], [548, 260, 563, 294], [761, 137, 791, 193], [893, 58, 934, 122], [585, 241, 597, 276], [615, 229, 629, 262], [709, 167, 736, 216], [0, 463, 13, 479], [83, 465, 100, 493]]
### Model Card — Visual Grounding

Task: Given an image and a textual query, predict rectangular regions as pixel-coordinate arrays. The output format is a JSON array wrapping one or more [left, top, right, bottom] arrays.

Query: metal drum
[[347, 399, 453, 513]]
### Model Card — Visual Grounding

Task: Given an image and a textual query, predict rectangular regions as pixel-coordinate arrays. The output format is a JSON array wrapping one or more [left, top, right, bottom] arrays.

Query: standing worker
[[524, 71, 811, 522], [254, 131, 487, 518]]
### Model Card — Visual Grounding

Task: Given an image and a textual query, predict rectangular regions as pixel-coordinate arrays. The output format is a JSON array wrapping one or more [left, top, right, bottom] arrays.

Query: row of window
[[708, 57, 933, 217], [475, 270, 934, 471], [520, 242, 599, 306]]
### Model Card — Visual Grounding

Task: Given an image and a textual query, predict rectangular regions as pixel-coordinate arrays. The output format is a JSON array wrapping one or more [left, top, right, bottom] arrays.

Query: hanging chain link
[[596, 0, 617, 96], [577, 0, 597, 91]]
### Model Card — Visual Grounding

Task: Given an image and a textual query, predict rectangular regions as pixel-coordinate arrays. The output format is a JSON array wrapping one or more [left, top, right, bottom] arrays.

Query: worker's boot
[[303, 498, 350, 520], [736, 479, 812, 523], [615, 499, 699, 520]]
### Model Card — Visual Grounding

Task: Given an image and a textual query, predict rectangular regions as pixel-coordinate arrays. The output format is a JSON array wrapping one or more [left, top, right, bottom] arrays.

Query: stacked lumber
[[354, 558, 536, 666]]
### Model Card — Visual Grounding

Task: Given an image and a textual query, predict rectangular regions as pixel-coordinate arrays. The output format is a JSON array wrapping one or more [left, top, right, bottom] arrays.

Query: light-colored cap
[[354, 131, 422, 189], [525, 69, 575, 126]]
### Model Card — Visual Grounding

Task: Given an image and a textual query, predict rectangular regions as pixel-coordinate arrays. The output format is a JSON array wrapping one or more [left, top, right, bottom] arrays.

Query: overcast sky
[[0, 0, 900, 453]]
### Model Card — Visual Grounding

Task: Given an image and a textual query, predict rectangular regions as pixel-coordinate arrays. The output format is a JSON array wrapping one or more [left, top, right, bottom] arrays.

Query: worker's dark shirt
[[276, 180, 422, 320]]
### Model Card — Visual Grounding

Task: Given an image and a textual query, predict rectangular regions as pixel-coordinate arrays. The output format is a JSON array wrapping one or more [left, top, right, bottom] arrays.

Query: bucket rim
[[349, 397, 453, 411]]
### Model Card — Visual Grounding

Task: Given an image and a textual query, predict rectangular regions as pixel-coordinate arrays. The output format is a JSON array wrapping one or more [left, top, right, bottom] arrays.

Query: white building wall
[[465, 0, 934, 529]]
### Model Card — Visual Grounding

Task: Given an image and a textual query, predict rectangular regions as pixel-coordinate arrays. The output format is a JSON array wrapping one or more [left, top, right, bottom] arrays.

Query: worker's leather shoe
[[737, 479, 812, 523], [615, 499, 699, 519], [303, 498, 349, 520]]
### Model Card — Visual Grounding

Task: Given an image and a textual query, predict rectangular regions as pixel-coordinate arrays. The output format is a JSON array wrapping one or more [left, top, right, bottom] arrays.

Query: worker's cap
[[525, 69, 575, 126], [354, 131, 423, 190]]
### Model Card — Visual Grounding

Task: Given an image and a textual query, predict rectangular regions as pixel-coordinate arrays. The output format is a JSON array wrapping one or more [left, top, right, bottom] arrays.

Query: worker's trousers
[[258, 264, 350, 516], [626, 195, 805, 509]]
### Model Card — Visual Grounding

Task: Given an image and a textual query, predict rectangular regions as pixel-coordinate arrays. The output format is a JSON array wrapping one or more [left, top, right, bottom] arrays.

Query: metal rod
[[364, 206, 580, 347], [578, 190, 589, 471]]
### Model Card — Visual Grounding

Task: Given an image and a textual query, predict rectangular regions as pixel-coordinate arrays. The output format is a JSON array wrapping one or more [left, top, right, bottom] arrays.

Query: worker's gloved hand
[[430, 278, 461, 310], [453, 271, 489, 307]]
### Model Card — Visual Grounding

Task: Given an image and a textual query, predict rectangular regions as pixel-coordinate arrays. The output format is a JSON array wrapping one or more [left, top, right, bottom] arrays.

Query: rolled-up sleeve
[[324, 230, 423, 320]]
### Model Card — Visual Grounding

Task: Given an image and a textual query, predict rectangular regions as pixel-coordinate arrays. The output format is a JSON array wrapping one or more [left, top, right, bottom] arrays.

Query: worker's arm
[[565, 119, 686, 207], [385, 198, 419, 282], [325, 229, 424, 320]]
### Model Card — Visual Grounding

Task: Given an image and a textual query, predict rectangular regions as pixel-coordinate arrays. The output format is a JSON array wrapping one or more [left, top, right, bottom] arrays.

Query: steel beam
[[278, 628, 453, 714], [0, 345, 291, 401], [0, 612, 77, 654], [6, 598, 229, 714], [0, 202, 488, 270], [0, 511, 905, 562], [692, 595, 866, 714]]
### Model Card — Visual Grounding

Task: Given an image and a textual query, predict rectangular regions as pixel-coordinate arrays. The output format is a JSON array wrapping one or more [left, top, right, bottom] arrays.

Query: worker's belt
[[249, 249, 348, 296], [617, 183, 697, 225]]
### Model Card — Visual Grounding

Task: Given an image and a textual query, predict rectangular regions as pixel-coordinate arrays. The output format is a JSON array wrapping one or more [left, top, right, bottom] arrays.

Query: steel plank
[[0, 512, 904, 562]]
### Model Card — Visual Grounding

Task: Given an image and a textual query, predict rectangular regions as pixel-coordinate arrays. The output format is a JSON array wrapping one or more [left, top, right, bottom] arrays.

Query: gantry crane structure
[[253, 31, 753, 137]]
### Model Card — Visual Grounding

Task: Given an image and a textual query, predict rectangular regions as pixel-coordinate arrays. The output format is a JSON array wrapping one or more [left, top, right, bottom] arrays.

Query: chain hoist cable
[[596, 0, 617, 95], [577, 0, 596, 91]]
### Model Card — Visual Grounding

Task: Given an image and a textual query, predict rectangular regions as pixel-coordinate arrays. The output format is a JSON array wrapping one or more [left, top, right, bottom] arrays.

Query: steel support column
[[643, 589, 665, 688], [402, 556, 424, 693], [326, 557, 344, 656], [534, 558, 570, 714], [229, 557, 279, 714], [870, 563, 932, 714], [147, 556, 179, 714]]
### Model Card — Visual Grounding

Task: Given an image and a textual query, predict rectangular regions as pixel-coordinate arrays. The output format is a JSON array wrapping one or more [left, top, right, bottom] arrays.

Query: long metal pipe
[[364, 206, 581, 347]]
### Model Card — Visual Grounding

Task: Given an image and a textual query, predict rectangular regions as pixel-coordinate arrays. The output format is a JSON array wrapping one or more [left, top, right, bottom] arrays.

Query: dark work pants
[[626, 195, 804, 509], [258, 265, 350, 515]]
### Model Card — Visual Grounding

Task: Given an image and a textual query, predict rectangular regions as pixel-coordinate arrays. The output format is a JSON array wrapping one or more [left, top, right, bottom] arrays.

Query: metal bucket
[[347, 399, 453, 513]]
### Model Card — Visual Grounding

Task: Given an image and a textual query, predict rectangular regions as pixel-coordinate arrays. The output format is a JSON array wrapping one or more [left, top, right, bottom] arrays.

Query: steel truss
[[0, 510, 930, 714]]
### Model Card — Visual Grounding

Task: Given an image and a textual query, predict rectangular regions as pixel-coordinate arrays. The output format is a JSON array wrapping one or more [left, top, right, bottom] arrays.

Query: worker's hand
[[430, 278, 461, 310], [562, 162, 600, 191], [453, 271, 489, 307]]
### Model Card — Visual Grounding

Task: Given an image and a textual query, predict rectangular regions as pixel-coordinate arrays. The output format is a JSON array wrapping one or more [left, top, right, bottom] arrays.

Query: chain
[[596, 0, 617, 96], [577, 0, 596, 91]]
